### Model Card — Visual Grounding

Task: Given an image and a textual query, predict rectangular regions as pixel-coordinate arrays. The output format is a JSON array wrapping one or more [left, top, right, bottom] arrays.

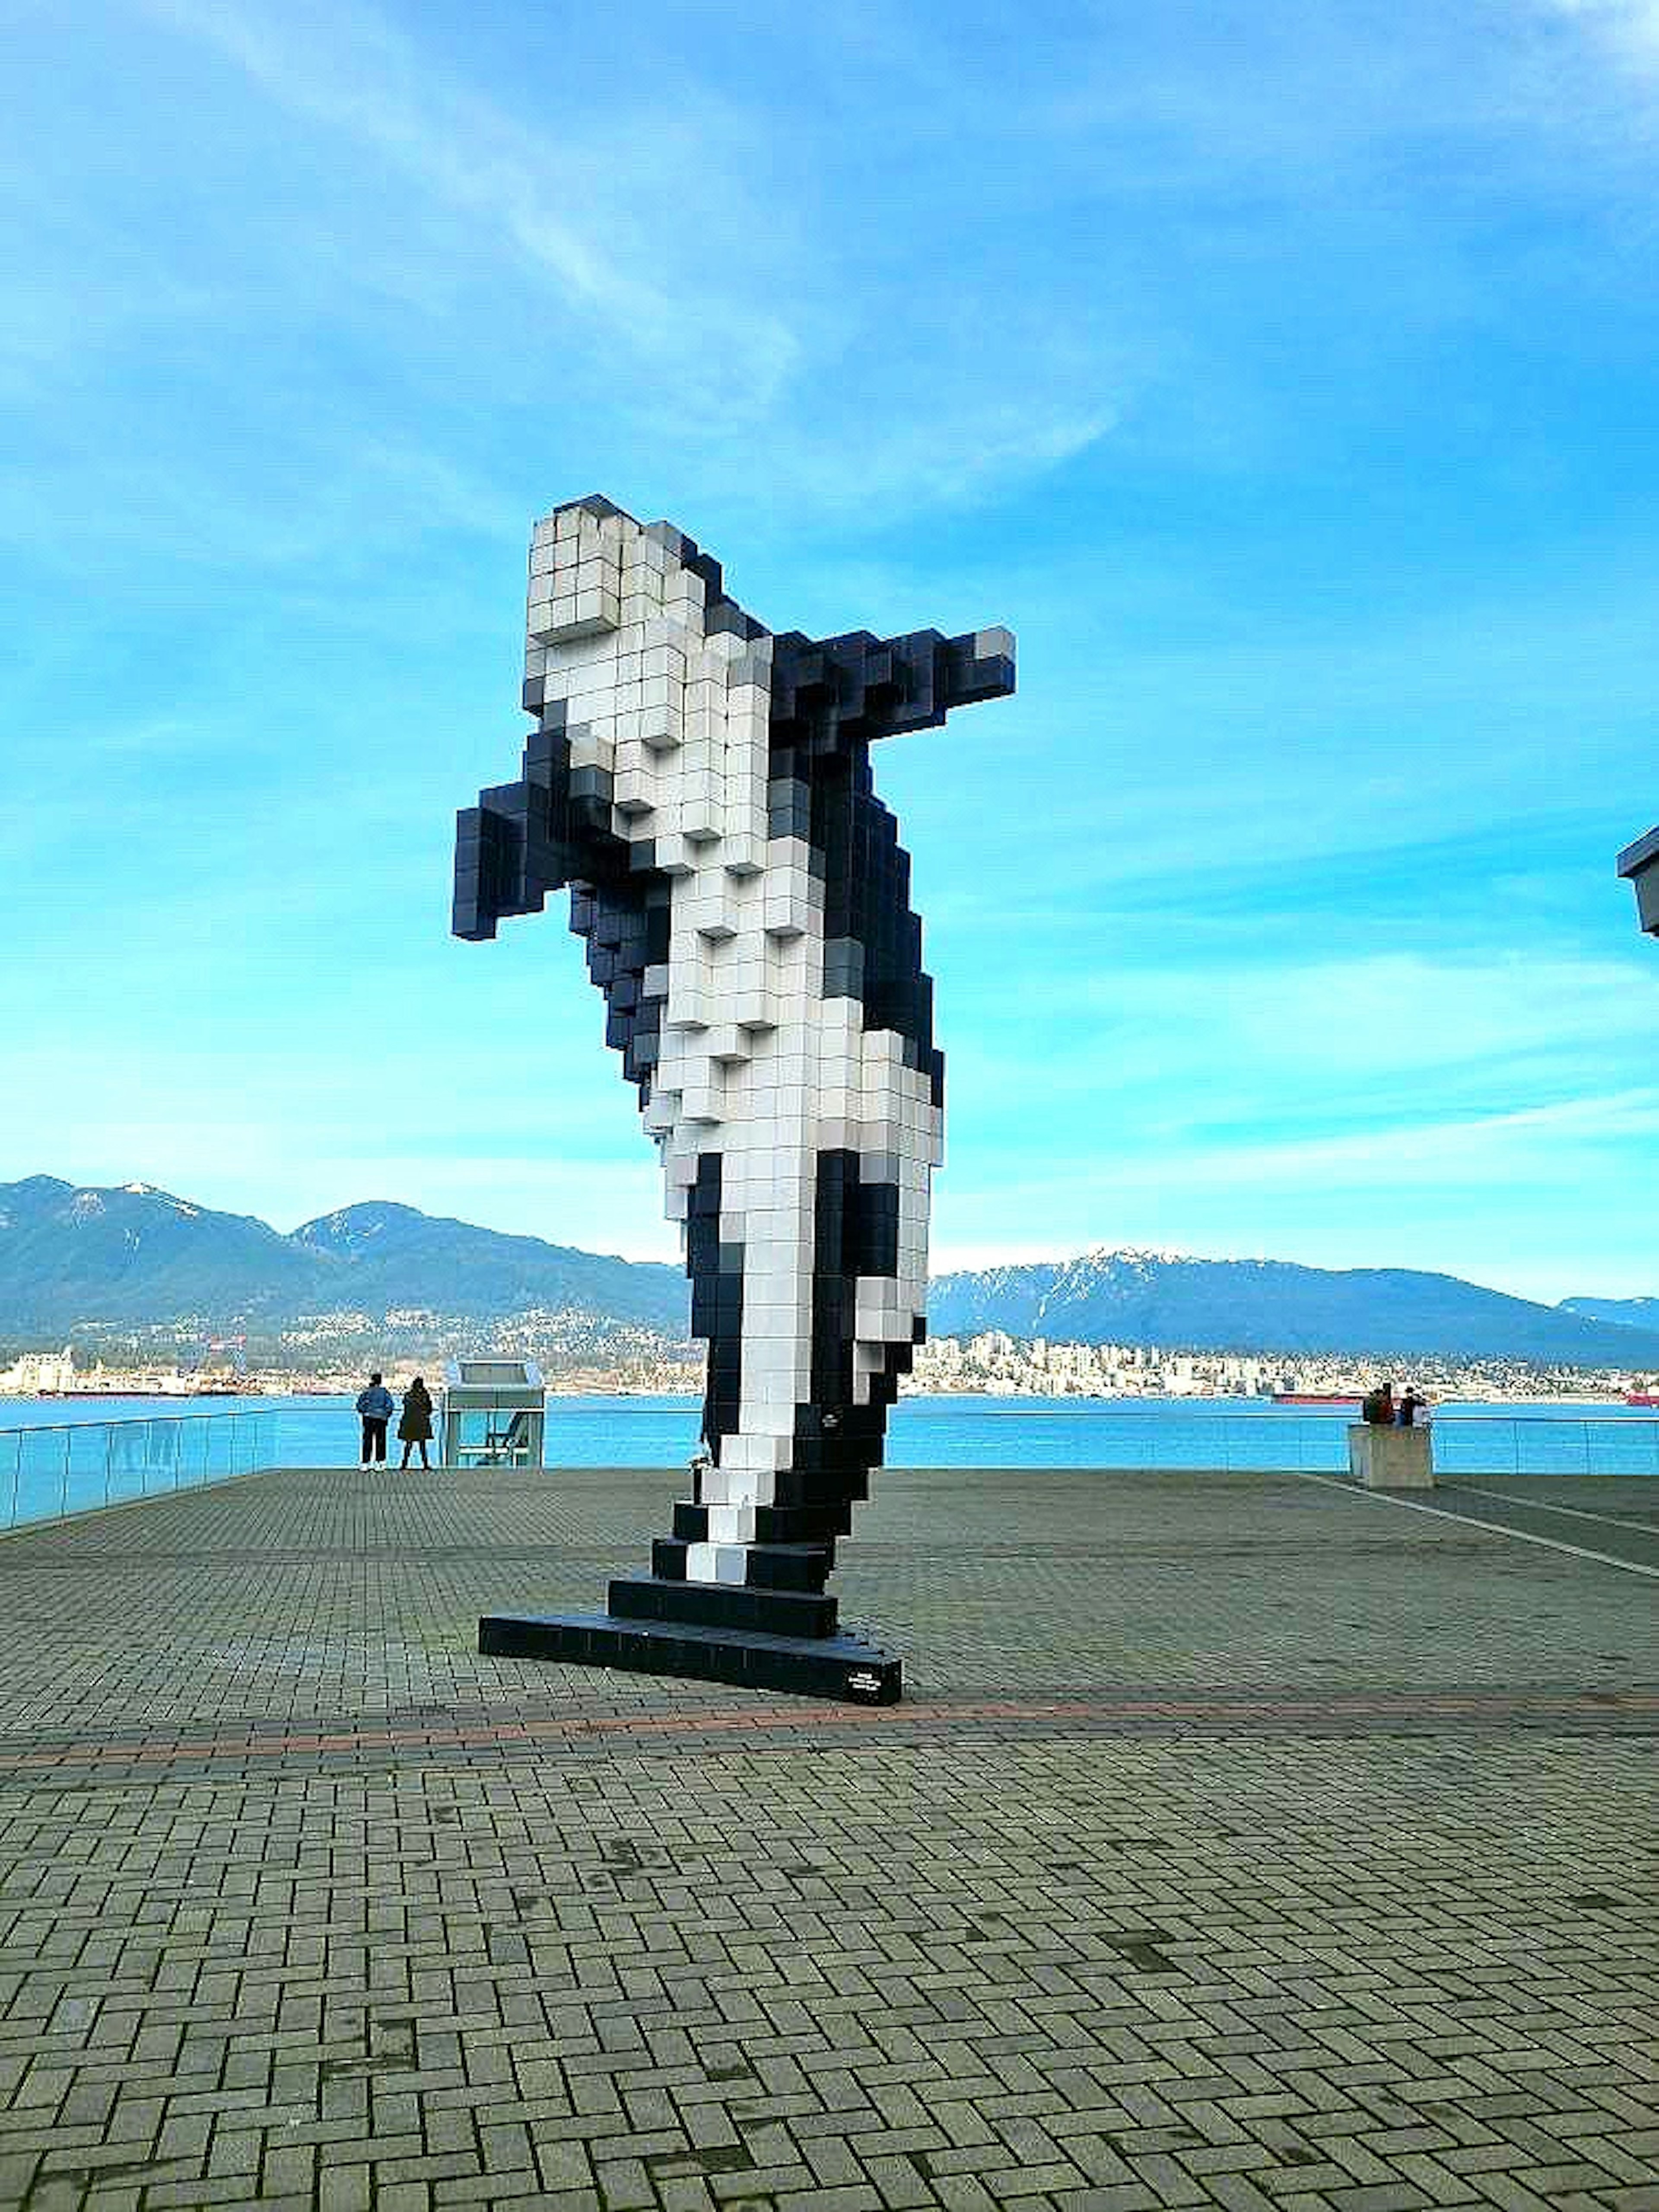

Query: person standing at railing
[[355, 1373, 394, 1468], [397, 1376, 434, 1471]]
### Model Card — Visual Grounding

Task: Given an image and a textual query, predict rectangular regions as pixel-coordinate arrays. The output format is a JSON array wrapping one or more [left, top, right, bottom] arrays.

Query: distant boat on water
[[1628, 1390, 1659, 1407], [1271, 1392, 1362, 1407]]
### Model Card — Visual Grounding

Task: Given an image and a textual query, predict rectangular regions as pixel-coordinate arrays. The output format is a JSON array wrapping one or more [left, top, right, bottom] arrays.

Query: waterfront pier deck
[[0, 1462, 1656, 2210]]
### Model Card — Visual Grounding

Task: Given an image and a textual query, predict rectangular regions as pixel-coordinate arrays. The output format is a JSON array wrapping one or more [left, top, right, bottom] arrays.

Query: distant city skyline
[[3, 1, 1657, 1305]]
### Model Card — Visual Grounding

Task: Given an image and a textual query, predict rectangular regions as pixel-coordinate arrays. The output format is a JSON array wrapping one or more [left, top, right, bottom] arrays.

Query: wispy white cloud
[[112, 0, 1140, 525], [1046, 952, 1659, 1087], [137, 0, 802, 423], [725, 402, 1117, 526], [932, 932, 1659, 1300], [1541, 0, 1659, 61], [933, 1086, 1659, 1297], [944, 1083, 1659, 1200]]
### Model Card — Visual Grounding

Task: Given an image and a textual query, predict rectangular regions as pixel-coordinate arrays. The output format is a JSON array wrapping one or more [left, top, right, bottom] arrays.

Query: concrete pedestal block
[[1348, 1424, 1434, 1489]]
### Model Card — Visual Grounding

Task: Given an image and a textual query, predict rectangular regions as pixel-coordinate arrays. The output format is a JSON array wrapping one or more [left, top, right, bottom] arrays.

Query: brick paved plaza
[[0, 1461, 1655, 2211]]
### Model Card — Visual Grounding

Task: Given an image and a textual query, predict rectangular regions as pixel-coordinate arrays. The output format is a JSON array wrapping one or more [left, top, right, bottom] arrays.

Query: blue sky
[[3, 0, 1656, 1303]]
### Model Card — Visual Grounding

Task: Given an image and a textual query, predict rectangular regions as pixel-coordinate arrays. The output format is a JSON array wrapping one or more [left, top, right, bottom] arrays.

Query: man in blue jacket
[[355, 1373, 394, 1468]]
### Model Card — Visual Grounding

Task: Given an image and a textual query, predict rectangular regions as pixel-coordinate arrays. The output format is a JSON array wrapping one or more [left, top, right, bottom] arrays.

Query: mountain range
[[1, 1176, 1656, 1368], [0, 1177, 686, 1337], [927, 1249, 1659, 1367]]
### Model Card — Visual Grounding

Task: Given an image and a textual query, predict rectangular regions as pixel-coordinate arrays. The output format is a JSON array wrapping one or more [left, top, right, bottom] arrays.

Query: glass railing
[[1424, 1414, 1659, 1479], [0, 1408, 285, 1530], [2, 1398, 1655, 1533], [887, 1403, 1659, 1476]]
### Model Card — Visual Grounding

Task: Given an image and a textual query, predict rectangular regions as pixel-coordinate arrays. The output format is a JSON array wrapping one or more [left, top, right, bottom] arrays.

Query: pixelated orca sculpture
[[458, 496, 1015, 1703]]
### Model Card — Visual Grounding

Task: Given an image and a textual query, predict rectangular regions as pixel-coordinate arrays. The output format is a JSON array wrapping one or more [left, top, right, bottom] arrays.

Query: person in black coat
[[397, 1376, 435, 1470]]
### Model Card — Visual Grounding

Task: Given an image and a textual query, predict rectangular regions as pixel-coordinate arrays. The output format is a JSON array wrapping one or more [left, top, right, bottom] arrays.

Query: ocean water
[[1, 1391, 1656, 1530]]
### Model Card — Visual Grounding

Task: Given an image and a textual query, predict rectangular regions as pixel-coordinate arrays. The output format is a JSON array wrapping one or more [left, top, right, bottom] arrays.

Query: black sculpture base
[[478, 1610, 903, 1703]]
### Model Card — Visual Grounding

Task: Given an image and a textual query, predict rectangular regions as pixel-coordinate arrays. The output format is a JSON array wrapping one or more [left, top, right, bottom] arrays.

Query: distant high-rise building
[[1619, 826, 1659, 935]]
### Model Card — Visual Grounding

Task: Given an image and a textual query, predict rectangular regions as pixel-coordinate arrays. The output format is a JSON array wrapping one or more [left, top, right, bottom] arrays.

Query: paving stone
[[0, 1463, 1656, 2210]]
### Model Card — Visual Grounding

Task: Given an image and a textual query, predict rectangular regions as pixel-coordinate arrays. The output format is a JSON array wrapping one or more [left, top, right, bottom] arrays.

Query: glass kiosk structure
[[439, 1359, 546, 1469]]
